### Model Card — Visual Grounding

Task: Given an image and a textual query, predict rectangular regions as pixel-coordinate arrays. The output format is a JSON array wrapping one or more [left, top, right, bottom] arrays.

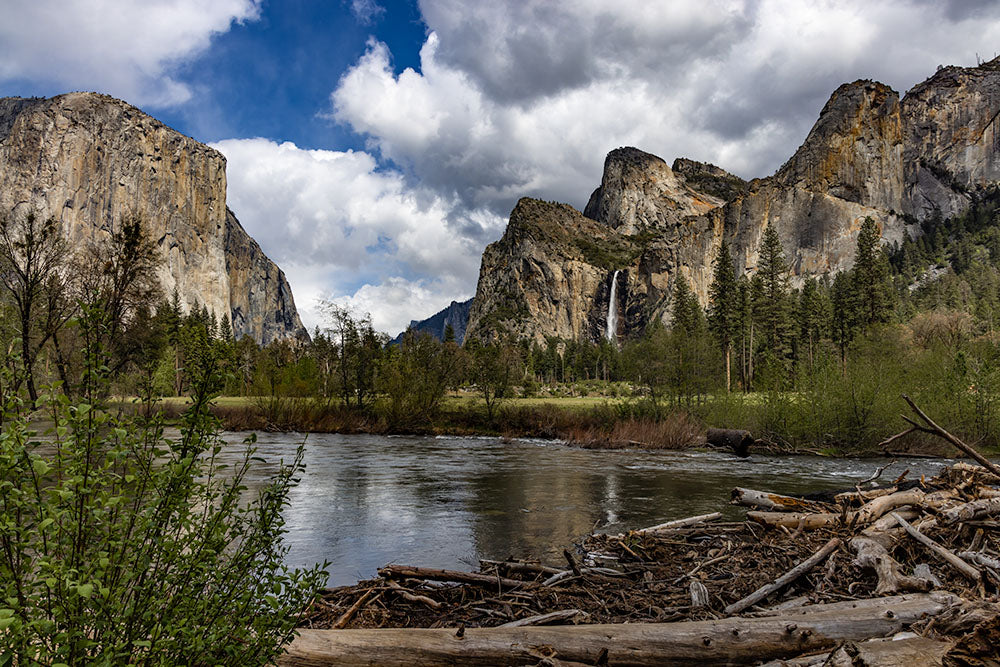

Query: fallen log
[[850, 535, 932, 595], [853, 488, 929, 525], [706, 427, 753, 457], [723, 537, 841, 615], [958, 550, 1000, 572], [379, 565, 526, 590], [480, 559, 563, 577], [498, 609, 585, 628], [834, 487, 897, 506], [633, 512, 722, 534], [939, 496, 1000, 525], [747, 511, 839, 530], [731, 487, 824, 512], [749, 490, 956, 532], [281, 593, 963, 667], [891, 512, 981, 582], [760, 635, 956, 667]]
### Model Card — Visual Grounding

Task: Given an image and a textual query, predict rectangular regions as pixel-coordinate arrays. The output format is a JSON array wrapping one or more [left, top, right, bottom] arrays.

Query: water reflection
[[218, 432, 955, 587]]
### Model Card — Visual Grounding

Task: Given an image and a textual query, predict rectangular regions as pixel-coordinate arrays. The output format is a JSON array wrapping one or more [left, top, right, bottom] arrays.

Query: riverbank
[[121, 392, 970, 457], [284, 459, 1000, 665]]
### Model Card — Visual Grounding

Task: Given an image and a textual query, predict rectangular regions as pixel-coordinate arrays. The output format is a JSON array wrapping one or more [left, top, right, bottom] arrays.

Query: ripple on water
[[214, 432, 963, 586]]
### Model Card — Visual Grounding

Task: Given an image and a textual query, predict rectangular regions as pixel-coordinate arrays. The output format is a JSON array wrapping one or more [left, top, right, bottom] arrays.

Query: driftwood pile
[[283, 399, 1000, 666]]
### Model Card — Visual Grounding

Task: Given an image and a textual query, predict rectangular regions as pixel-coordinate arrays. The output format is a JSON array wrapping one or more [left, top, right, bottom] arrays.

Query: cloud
[[0, 0, 261, 106], [211, 138, 502, 334], [350, 0, 385, 25], [331, 0, 1000, 219]]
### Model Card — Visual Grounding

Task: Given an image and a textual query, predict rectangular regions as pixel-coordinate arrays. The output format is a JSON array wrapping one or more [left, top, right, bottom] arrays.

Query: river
[[218, 432, 954, 587]]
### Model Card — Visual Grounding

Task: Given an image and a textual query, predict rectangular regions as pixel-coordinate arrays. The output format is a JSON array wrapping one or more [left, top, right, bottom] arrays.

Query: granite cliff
[[0, 92, 305, 344], [466, 59, 1000, 343]]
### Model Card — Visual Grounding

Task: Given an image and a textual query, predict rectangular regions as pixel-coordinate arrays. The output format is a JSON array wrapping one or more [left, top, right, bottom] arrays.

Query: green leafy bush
[[0, 334, 326, 665]]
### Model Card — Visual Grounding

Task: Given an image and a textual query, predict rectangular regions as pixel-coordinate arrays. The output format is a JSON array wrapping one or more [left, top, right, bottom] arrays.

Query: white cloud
[[211, 138, 501, 334], [332, 0, 1000, 218], [0, 0, 261, 106], [350, 0, 385, 25]]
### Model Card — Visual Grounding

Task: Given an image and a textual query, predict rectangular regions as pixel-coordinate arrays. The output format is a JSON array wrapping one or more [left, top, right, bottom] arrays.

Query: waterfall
[[605, 270, 620, 342]]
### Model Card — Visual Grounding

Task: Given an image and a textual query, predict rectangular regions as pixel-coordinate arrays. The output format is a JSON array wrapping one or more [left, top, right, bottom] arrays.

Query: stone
[[0, 92, 305, 344], [466, 59, 1000, 343]]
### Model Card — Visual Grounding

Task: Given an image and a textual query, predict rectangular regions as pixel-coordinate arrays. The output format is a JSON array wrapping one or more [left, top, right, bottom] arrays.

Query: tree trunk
[[724, 344, 731, 393], [280, 593, 964, 667]]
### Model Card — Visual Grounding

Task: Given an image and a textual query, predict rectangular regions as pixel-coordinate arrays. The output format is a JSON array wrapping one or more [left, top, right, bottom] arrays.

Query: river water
[[217, 432, 954, 587]]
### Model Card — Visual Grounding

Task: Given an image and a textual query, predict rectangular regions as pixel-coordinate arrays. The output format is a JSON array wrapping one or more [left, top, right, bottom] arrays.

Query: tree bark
[[280, 593, 963, 667]]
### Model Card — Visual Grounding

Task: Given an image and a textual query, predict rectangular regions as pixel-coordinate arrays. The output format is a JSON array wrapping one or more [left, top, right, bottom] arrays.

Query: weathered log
[[891, 512, 981, 582], [731, 487, 824, 512], [939, 496, 1000, 525], [850, 535, 932, 595], [958, 550, 1000, 572], [834, 487, 897, 505], [706, 427, 753, 457], [480, 559, 563, 576], [853, 488, 929, 525], [761, 635, 956, 667], [747, 511, 840, 530], [749, 489, 955, 532], [723, 538, 841, 615], [633, 512, 722, 534], [379, 565, 526, 589], [280, 593, 963, 667], [498, 609, 585, 628]]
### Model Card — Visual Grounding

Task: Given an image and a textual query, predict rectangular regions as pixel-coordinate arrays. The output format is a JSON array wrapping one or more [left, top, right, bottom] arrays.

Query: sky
[[3, 1, 1000, 335]]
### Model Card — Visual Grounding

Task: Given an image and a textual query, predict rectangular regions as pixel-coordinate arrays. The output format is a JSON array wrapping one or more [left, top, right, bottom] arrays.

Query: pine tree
[[852, 217, 895, 327], [831, 271, 859, 373], [670, 274, 704, 335], [708, 241, 739, 392], [219, 314, 234, 342], [443, 322, 456, 343], [797, 278, 827, 371], [755, 224, 793, 382]]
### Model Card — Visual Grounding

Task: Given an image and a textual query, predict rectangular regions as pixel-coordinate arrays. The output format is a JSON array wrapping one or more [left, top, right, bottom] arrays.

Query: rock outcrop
[[0, 92, 305, 344], [466, 59, 1000, 343], [393, 298, 474, 345]]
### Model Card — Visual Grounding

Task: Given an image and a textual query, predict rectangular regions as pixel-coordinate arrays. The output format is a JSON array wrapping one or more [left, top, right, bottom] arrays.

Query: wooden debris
[[282, 593, 966, 666], [689, 580, 709, 609], [497, 609, 585, 628], [632, 511, 722, 534], [891, 512, 982, 582], [378, 565, 525, 589], [731, 487, 825, 512], [723, 537, 841, 615]]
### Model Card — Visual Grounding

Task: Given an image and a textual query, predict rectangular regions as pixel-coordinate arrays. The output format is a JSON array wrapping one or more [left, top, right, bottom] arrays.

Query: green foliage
[[380, 331, 466, 427], [0, 307, 326, 665]]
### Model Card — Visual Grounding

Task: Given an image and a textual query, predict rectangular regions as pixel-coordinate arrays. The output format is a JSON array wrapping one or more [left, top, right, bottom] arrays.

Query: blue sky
[[3, 0, 1000, 334]]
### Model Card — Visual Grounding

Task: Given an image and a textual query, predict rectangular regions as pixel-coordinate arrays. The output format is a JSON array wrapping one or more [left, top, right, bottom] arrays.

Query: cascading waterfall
[[605, 270, 620, 342]]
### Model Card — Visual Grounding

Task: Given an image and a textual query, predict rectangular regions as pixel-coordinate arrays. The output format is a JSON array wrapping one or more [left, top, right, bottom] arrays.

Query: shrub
[[0, 347, 326, 664]]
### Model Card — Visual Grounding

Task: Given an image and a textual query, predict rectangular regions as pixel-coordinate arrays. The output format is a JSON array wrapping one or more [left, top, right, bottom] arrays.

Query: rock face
[[393, 298, 474, 345], [0, 92, 305, 344], [466, 59, 1000, 343]]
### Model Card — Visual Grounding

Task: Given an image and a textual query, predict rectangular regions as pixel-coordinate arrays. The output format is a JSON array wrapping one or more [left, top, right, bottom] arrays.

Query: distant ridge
[[393, 298, 473, 344]]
